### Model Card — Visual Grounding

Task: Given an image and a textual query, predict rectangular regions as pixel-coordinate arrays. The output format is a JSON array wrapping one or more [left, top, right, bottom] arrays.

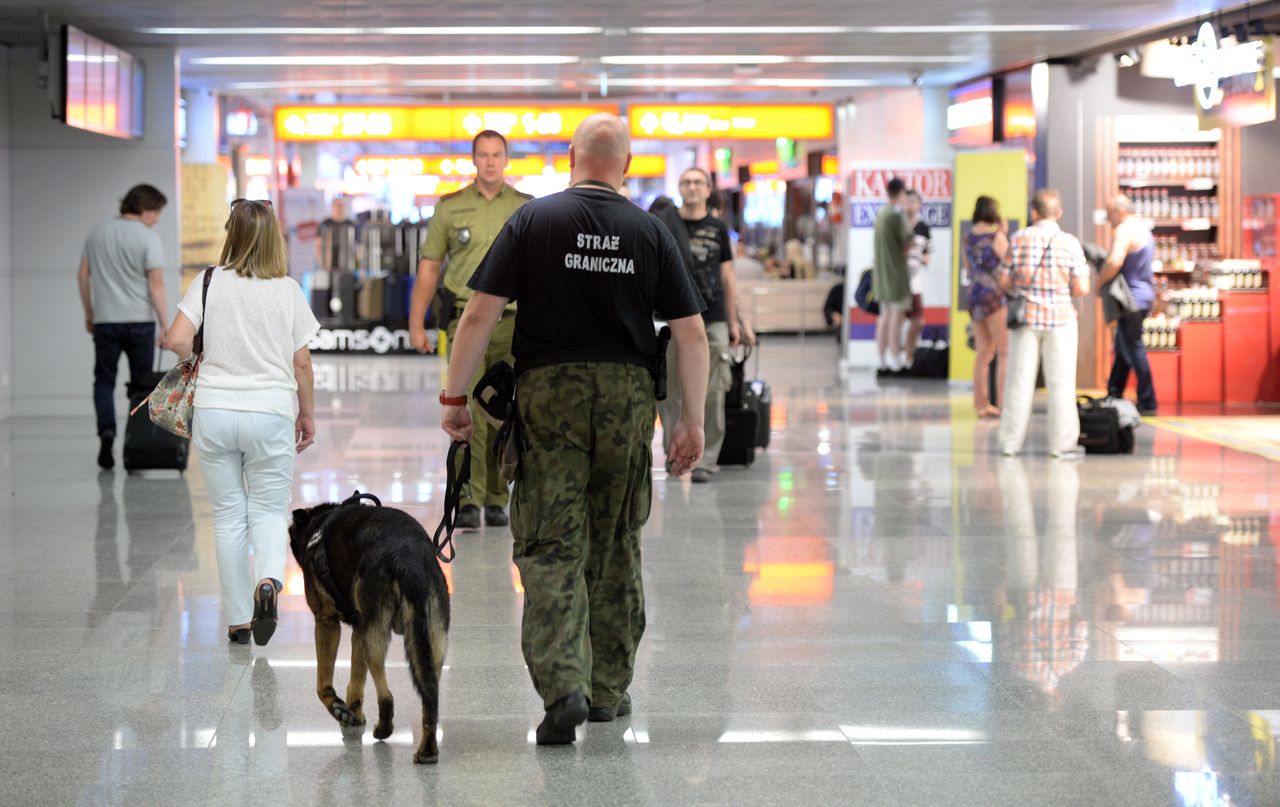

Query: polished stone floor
[[4, 336, 1280, 806]]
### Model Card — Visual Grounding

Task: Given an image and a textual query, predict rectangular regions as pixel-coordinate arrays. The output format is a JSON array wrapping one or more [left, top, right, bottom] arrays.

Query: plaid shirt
[[1000, 220, 1089, 331]]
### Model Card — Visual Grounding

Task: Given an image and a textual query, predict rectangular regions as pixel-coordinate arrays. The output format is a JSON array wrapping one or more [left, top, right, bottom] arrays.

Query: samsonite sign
[[849, 166, 953, 228]]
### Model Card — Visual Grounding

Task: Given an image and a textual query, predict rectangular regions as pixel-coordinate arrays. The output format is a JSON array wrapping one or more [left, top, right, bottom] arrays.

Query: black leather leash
[[305, 489, 382, 623], [431, 441, 471, 564]]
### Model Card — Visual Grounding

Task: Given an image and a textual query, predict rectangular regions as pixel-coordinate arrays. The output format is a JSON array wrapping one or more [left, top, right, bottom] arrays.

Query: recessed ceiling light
[[600, 55, 791, 65], [604, 77, 739, 87], [749, 78, 884, 87], [140, 26, 602, 36], [860, 24, 1088, 33], [224, 78, 557, 90], [631, 26, 848, 35], [801, 55, 971, 64], [190, 55, 579, 66], [627, 24, 1089, 35]]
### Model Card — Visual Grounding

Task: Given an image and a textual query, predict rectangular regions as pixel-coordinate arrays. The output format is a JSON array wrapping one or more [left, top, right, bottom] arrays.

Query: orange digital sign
[[550, 153, 667, 178], [353, 154, 549, 177], [276, 104, 620, 142], [629, 104, 833, 140]]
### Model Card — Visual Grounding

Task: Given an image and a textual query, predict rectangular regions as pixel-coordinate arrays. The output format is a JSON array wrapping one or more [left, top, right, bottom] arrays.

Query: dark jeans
[[1107, 309, 1157, 411], [93, 322, 154, 437]]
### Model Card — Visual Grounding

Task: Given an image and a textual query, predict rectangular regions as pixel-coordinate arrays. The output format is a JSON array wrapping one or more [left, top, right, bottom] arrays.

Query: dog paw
[[329, 700, 360, 727], [373, 719, 395, 740], [413, 751, 439, 765]]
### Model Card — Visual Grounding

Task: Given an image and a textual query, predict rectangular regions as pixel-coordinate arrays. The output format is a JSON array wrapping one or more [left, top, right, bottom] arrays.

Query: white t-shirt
[[178, 267, 321, 420]]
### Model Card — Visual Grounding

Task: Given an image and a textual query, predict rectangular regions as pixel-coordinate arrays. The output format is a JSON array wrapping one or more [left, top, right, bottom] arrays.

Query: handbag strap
[[191, 267, 214, 356]]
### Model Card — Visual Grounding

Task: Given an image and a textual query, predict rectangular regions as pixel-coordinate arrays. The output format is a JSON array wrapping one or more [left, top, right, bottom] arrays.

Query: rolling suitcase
[[333, 270, 358, 324], [383, 271, 409, 327], [717, 405, 759, 467], [358, 275, 386, 321], [751, 379, 772, 449], [124, 372, 190, 473]]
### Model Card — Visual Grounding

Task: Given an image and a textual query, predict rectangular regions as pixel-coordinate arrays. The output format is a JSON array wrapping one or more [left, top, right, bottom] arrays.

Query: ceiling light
[[627, 24, 1088, 35], [224, 78, 556, 90], [379, 27, 601, 36], [631, 26, 848, 35], [800, 55, 971, 64], [190, 55, 579, 66], [861, 24, 1088, 33], [749, 78, 884, 87], [604, 77, 738, 87], [601, 55, 791, 65], [140, 26, 601, 36]]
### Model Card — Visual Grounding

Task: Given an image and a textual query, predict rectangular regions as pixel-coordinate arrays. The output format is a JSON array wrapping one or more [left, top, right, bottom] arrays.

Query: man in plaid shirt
[[996, 190, 1091, 457]]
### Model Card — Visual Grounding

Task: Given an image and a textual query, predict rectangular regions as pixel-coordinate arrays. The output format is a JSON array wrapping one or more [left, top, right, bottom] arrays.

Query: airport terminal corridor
[[4, 338, 1280, 806]]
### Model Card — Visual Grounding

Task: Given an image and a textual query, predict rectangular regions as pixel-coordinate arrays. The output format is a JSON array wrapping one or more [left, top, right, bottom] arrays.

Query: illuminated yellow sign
[[629, 104, 833, 140], [551, 153, 667, 177], [275, 105, 619, 142], [353, 154, 549, 177]]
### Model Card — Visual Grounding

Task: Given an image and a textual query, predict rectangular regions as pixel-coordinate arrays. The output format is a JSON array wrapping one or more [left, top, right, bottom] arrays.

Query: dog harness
[[305, 490, 381, 624]]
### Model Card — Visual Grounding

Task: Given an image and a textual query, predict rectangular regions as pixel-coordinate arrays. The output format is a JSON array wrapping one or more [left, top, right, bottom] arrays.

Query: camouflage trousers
[[510, 362, 654, 710], [446, 313, 515, 508]]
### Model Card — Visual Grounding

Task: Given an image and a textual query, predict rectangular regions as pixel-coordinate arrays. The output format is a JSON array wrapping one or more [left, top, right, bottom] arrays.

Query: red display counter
[[1180, 320, 1225, 404]]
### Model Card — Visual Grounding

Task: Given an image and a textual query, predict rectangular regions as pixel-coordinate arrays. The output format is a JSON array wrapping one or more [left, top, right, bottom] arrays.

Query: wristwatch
[[439, 391, 467, 406]]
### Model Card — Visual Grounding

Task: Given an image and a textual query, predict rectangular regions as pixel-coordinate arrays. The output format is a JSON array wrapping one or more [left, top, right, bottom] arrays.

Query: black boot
[[97, 432, 115, 470], [536, 692, 588, 745], [456, 505, 481, 530]]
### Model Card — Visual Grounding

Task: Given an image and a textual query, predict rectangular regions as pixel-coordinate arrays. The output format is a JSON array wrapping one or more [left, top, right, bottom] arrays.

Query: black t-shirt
[[468, 185, 706, 375], [683, 215, 732, 323]]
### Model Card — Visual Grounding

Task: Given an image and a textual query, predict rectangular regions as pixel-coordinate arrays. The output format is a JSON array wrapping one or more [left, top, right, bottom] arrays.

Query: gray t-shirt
[[83, 217, 164, 323]]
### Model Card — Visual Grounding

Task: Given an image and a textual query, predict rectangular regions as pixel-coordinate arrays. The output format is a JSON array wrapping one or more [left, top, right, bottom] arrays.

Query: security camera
[[911, 73, 923, 87]]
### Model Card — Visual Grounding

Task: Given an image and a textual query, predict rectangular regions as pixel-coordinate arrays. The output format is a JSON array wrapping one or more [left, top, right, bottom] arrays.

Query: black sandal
[[227, 627, 250, 644], [251, 582, 278, 647]]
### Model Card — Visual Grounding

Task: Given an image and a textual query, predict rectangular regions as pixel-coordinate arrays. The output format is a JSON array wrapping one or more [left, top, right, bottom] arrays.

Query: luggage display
[[358, 275, 386, 321], [333, 270, 358, 324], [124, 372, 190, 473], [307, 270, 332, 319], [383, 271, 410, 327], [1077, 395, 1139, 454], [717, 405, 759, 467]]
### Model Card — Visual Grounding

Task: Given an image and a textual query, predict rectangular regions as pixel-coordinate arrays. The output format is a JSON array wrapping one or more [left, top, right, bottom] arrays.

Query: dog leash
[[431, 441, 471, 564]]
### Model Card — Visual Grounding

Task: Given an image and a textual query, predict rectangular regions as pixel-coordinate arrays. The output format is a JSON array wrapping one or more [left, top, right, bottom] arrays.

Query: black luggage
[[124, 372, 190, 473], [717, 406, 759, 466], [1077, 395, 1137, 454], [719, 345, 761, 466], [383, 271, 409, 327], [751, 379, 772, 449], [909, 343, 949, 379], [334, 270, 358, 324]]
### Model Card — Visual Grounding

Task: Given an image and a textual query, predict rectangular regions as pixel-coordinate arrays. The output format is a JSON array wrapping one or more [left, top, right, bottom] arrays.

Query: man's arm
[[440, 291, 508, 441], [409, 256, 443, 353], [1071, 245, 1092, 297], [1099, 223, 1134, 284], [666, 314, 709, 476], [78, 256, 93, 334], [146, 268, 169, 344], [720, 259, 755, 347]]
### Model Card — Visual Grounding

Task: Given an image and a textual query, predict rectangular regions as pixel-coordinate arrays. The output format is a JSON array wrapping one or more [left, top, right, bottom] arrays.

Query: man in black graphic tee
[[658, 167, 756, 483]]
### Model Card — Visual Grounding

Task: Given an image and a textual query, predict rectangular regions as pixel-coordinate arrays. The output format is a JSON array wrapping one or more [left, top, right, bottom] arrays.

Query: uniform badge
[[457, 227, 471, 245]]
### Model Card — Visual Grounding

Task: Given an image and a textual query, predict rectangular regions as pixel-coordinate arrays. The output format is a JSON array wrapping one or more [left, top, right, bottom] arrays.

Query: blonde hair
[[219, 201, 288, 279]]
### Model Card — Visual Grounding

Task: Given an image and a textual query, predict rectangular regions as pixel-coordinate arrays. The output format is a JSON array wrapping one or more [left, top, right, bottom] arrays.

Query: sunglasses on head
[[231, 198, 273, 209]]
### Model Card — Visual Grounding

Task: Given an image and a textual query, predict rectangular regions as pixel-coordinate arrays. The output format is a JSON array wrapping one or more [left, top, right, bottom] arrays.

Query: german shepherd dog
[[289, 501, 450, 764]]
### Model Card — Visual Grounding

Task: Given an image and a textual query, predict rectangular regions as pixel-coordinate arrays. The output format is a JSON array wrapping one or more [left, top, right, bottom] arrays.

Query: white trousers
[[998, 321, 1080, 455], [194, 408, 295, 625]]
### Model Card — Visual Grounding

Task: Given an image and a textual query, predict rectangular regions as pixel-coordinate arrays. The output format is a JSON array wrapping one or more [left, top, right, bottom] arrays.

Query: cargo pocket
[[625, 444, 654, 530]]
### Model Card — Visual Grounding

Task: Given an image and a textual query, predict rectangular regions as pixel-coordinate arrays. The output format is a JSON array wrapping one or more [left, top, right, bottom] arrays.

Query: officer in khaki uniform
[[411, 130, 532, 529], [442, 114, 709, 745]]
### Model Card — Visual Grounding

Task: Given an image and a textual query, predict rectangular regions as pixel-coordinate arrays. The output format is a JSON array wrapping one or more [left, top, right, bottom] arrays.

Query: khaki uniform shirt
[[422, 182, 532, 312]]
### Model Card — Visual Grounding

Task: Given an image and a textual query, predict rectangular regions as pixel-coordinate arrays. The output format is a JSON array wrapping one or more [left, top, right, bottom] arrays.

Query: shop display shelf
[[1119, 176, 1218, 189], [1142, 218, 1218, 230]]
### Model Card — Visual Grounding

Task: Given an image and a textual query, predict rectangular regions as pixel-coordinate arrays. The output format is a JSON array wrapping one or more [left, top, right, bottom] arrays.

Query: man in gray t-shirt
[[77, 183, 170, 469]]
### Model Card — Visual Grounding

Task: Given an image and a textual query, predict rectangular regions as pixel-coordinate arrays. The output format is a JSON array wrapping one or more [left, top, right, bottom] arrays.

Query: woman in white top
[[165, 200, 320, 645]]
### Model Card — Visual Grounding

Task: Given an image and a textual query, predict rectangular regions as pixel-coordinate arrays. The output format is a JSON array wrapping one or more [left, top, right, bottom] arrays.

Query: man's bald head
[[569, 113, 632, 187], [1107, 193, 1133, 226]]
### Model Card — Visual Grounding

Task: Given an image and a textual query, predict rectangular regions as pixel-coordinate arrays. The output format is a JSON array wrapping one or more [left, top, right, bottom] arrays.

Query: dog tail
[[401, 587, 446, 730]]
